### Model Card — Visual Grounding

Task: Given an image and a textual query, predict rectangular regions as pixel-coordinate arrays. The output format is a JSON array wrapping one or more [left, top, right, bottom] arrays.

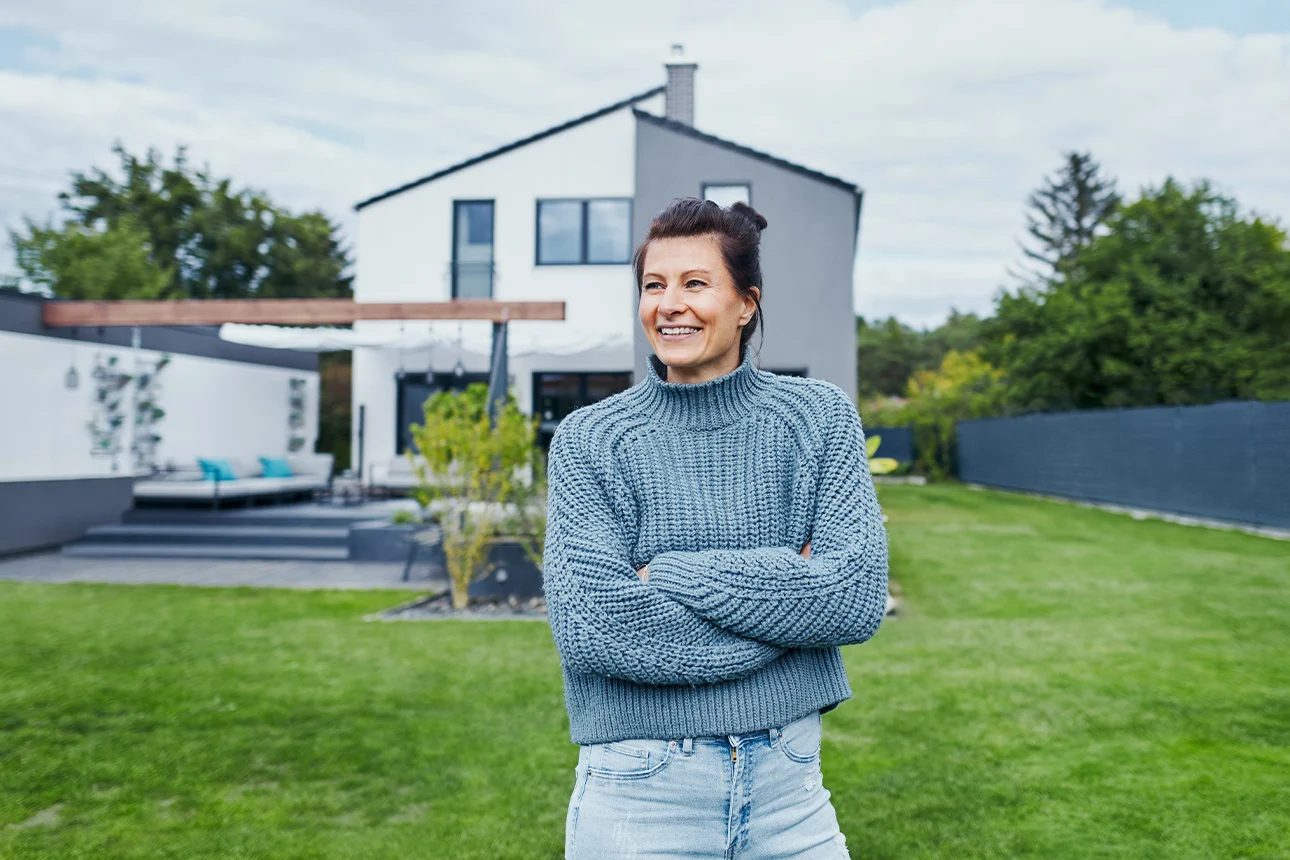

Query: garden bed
[[368, 590, 547, 621]]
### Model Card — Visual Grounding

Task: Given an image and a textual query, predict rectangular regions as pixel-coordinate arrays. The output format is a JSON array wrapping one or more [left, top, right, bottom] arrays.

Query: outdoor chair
[[401, 519, 445, 582]]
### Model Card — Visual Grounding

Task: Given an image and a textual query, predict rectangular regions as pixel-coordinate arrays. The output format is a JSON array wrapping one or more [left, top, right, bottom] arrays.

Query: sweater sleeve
[[541, 416, 787, 686], [644, 389, 889, 649]]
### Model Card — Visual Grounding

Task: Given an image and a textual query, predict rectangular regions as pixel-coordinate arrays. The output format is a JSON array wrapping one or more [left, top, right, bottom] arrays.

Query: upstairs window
[[702, 182, 751, 208], [453, 200, 494, 299], [536, 199, 632, 265]]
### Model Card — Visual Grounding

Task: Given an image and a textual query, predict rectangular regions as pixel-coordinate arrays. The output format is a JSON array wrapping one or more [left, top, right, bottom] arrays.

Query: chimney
[[664, 43, 697, 126]]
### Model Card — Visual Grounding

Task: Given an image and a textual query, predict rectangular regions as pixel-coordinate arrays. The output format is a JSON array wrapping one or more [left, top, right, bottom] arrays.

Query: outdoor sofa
[[133, 453, 334, 506]]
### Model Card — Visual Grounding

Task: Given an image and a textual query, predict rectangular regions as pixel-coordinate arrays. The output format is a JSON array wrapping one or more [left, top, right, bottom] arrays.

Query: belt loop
[[682, 737, 693, 754], [768, 727, 777, 744]]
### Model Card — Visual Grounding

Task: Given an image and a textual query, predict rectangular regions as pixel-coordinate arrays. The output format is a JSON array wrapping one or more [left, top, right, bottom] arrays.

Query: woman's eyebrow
[[681, 269, 712, 278]]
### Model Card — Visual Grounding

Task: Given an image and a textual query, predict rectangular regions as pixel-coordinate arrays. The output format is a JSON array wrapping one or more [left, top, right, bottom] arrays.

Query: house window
[[453, 200, 494, 299], [395, 371, 490, 454], [702, 183, 751, 208], [536, 199, 632, 265], [532, 371, 633, 446]]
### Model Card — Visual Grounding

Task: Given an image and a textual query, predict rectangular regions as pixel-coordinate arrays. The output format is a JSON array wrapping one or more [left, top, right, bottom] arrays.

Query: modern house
[[0, 288, 320, 555], [350, 48, 863, 479]]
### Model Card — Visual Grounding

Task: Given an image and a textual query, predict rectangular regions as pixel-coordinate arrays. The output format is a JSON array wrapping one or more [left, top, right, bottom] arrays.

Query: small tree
[[406, 384, 544, 610], [902, 350, 1008, 479]]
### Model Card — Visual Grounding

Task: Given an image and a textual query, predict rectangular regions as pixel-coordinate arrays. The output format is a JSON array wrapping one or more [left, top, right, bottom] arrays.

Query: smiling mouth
[[658, 326, 701, 340]]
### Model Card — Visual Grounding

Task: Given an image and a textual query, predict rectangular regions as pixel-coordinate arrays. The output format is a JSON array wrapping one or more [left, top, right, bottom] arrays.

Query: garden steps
[[61, 501, 418, 561], [74, 523, 351, 547], [60, 543, 348, 561]]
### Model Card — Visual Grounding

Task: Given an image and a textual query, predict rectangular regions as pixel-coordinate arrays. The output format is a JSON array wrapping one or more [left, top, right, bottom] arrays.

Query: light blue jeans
[[565, 709, 851, 859]]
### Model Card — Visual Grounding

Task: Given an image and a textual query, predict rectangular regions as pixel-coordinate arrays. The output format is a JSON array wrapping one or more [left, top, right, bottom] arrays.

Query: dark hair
[[632, 197, 768, 353]]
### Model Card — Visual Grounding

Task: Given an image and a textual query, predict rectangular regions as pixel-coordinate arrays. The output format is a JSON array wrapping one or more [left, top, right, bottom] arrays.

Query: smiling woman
[[633, 199, 767, 384], [543, 197, 888, 858]]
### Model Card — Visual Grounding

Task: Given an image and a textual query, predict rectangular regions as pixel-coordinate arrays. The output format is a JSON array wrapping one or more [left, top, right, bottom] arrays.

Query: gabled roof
[[631, 108, 863, 196], [354, 86, 665, 211]]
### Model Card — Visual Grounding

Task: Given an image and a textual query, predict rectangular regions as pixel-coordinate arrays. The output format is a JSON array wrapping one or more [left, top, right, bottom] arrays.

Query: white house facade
[[350, 51, 864, 482]]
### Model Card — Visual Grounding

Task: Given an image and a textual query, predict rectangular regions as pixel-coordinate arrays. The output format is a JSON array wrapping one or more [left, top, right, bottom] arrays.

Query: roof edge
[[631, 108, 863, 196], [354, 86, 666, 212]]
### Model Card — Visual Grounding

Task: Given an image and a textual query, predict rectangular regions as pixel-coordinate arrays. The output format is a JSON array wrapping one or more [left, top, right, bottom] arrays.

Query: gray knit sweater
[[542, 343, 889, 745]]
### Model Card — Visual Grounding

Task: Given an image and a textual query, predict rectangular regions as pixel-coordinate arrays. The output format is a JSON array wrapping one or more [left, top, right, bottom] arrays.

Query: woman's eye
[[643, 282, 663, 291], [686, 279, 706, 288]]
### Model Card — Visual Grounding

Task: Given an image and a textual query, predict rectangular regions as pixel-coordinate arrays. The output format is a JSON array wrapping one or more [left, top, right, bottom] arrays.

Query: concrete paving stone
[[0, 550, 448, 591]]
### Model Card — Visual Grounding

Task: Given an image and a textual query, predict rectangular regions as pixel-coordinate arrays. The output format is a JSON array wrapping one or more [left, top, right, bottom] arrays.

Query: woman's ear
[[741, 286, 761, 324]]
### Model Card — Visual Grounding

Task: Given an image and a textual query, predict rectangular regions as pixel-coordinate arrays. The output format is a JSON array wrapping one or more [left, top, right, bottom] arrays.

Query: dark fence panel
[[957, 401, 1290, 529], [865, 425, 914, 464]]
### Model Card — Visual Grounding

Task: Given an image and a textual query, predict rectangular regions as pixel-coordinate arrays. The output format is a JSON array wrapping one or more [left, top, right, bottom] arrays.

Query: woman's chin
[[655, 340, 703, 363]]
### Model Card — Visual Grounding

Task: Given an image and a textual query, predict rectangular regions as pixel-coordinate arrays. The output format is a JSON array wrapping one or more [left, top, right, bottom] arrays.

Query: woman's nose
[[658, 284, 687, 314]]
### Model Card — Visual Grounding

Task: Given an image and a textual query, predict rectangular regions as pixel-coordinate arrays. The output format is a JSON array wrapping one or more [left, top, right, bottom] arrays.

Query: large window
[[453, 200, 494, 299], [532, 371, 633, 446], [536, 199, 632, 265], [702, 183, 751, 208], [395, 371, 489, 454]]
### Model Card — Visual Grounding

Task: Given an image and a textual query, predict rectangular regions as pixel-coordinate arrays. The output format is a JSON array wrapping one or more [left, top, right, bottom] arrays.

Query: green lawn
[[1, 485, 1287, 859]]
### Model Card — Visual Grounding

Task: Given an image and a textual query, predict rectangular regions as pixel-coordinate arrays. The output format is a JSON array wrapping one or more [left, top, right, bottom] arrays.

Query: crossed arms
[[541, 393, 889, 687]]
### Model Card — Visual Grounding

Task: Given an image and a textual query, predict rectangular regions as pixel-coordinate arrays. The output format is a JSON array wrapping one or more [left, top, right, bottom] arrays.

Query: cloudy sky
[[2, 0, 1288, 328]]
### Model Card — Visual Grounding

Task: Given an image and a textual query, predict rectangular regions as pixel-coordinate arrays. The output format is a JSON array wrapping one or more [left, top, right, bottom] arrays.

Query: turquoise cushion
[[198, 458, 237, 481], [259, 456, 294, 478]]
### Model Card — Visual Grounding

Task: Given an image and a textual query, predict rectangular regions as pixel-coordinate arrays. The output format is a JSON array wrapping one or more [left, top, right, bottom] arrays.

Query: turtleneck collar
[[637, 342, 770, 430]]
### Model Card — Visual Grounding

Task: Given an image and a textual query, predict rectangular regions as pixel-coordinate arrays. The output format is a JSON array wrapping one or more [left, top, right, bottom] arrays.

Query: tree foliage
[[988, 178, 1290, 410], [406, 384, 545, 610], [1017, 151, 1119, 283], [9, 142, 352, 300], [11, 215, 171, 300], [884, 350, 1008, 479], [856, 310, 984, 398]]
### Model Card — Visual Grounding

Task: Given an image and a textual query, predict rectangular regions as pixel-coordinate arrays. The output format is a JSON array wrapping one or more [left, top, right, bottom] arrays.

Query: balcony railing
[[450, 261, 495, 300]]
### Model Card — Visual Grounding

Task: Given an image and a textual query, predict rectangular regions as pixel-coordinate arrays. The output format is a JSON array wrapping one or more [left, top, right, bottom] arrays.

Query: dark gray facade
[[0, 477, 135, 556], [631, 112, 862, 400], [958, 401, 1290, 529]]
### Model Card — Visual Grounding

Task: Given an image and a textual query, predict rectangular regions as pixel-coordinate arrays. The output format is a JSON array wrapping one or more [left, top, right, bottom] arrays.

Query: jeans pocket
[[777, 709, 822, 764], [585, 737, 676, 780]]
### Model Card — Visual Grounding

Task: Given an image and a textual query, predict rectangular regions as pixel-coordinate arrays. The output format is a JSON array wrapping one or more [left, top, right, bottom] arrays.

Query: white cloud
[[1, 0, 1287, 326]]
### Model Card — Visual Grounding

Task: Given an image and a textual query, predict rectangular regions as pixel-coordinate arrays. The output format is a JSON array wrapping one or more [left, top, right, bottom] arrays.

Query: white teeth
[[661, 327, 700, 334]]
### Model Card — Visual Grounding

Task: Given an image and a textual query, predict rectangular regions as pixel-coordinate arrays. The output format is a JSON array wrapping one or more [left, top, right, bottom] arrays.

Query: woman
[[543, 198, 889, 859]]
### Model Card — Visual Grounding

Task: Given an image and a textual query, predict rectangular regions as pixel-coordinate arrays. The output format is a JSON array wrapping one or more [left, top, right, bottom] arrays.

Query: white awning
[[217, 323, 631, 357]]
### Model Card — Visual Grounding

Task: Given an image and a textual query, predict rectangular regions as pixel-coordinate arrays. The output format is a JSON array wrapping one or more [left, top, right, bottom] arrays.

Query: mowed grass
[[1, 485, 1287, 859]]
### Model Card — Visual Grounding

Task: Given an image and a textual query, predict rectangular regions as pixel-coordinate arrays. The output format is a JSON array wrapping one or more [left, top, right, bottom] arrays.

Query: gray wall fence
[[865, 425, 914, 464], [0, 477, 135, 556], [957, 400, 1290, 529]]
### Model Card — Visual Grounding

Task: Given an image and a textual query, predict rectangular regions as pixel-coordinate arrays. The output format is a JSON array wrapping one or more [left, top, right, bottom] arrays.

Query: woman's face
[[638, 234, 759, 384]]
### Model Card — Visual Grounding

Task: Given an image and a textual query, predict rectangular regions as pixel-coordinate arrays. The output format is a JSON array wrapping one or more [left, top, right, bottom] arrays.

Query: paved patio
[[0, 551, 448, 591]]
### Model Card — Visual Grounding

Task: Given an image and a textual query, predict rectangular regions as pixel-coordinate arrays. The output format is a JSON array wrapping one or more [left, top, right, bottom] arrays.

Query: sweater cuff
[[643, 551, 706, 600]]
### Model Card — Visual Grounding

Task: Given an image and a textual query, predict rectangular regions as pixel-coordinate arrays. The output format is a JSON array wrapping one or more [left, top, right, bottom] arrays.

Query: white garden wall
[[0, 328, 319, 482]]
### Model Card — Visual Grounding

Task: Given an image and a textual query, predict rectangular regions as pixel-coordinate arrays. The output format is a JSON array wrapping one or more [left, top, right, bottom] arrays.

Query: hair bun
[[729, 201, 768, 232]]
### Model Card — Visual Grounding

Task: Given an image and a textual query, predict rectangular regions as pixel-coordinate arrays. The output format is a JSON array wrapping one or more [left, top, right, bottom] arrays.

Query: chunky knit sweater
[[542, 343, 889, 745]]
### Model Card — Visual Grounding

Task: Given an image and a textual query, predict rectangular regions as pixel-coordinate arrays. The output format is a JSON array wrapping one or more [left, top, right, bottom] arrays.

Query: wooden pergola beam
[[42, 299, 566, 327]]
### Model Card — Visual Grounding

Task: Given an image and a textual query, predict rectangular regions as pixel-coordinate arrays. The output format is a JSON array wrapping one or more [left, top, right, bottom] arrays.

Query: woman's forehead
[[642, 234, 724, 272]]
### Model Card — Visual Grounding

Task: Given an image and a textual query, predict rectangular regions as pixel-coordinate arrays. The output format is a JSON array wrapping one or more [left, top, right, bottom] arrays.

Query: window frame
[[534, 197, 633, 266], [531, 369, 634, 444], [700, 182, 753, 208], [394, 369, 490, 454], [451, 198, 496, 299]]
